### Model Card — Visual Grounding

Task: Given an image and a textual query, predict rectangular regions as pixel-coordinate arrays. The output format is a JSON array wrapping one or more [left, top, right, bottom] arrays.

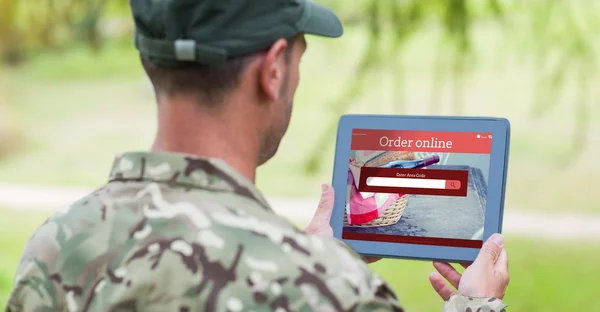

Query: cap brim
[[299, 1, 344, 38]]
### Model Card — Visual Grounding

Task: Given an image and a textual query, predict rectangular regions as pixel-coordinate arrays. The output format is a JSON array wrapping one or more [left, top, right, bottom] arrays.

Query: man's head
[[130, 0, 342, 166]]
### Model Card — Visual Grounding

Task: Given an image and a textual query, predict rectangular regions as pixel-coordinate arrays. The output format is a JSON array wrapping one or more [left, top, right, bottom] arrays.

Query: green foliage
[[1, 0, 598, 172], [524, 0, 598, 158], [0, 0, 132, 65], [305, 0, 599, 174], [0, 17, 598, 211], [0, 0, 22, 64], [305, 0, 501, 173]]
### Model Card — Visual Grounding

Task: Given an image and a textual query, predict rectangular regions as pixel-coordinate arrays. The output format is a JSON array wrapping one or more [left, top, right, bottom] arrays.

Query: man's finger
[[428, 272, 456, 301], [362, 256, 381, 264], [432, 262, 461, 289], [475, 233, 504, 265], [494, 248, 509, 276]]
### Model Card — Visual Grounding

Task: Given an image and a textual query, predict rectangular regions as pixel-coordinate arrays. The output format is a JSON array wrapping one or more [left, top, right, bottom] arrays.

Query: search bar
[[366, 177, 462, 190]]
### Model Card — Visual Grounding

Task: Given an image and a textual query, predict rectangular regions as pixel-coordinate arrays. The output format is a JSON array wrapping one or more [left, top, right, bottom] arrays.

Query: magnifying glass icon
[[446, 180, 461, 190]]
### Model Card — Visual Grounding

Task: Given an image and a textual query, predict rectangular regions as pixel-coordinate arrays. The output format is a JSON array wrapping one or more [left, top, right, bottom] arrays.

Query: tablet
[[330, 114, 510, 263]]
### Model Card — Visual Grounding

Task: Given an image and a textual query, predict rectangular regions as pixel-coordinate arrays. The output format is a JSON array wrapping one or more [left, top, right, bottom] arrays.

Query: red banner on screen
[[358, 168, 469, 197], [342, 232, 483, 248], [351, 129, 492, 154]]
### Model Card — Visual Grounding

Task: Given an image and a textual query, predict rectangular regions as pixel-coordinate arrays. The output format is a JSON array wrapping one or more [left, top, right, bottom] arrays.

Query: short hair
[[142, 40, 295, 107]]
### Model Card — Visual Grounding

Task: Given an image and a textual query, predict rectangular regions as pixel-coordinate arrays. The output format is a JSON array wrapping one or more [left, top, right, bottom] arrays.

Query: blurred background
[[0, 0, 599, 310]]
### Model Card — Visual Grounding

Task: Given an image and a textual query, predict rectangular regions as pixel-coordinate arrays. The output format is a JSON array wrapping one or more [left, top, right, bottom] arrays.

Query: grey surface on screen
[[442, 153, 490, 184], [343, 165, 487, 240]]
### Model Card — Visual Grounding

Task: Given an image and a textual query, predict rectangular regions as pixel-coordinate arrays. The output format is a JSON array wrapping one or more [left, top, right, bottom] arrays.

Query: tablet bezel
[[330, 114, 510, 263]]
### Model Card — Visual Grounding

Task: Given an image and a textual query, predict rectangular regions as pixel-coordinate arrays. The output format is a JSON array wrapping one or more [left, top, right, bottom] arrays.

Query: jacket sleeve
[[442, 294, 507, 312]]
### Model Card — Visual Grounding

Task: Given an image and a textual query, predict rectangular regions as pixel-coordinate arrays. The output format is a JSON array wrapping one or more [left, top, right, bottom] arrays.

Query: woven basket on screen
[[343, 194, 409, 227]]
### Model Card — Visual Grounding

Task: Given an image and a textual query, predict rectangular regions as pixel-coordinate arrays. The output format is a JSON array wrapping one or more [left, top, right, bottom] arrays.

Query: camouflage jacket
[[5, 152, 507, 312]]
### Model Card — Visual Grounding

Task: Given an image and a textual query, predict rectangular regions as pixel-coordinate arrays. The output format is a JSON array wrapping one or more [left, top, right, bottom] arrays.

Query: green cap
[[130, 0, 344, 67]]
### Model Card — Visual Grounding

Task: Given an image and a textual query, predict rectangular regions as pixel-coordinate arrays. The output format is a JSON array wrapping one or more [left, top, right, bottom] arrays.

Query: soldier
[[5, 0, 509, 311]]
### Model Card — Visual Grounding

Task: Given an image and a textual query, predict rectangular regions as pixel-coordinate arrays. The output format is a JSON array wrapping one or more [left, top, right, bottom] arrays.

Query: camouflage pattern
[[444, 294, 507, 312], [5, 152, 506, 312]]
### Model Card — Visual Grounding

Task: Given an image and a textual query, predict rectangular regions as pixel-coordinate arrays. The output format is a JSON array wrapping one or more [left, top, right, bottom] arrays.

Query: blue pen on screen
[[379, 155, 440, 169]]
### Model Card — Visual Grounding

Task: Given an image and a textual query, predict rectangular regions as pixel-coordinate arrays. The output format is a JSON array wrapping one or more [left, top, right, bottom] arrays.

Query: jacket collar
[[108, 151, 272, 211]]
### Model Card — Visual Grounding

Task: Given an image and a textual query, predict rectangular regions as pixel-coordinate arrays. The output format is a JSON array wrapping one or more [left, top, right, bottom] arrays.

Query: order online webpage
[[342, 129, 492, 248]]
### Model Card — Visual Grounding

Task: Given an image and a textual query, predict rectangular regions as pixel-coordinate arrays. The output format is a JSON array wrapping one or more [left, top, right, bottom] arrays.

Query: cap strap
[[135, 32, 228, 66]]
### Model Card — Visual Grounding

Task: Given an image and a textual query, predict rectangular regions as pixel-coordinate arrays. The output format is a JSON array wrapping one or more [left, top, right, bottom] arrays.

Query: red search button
[[445, 180, 462, 190]]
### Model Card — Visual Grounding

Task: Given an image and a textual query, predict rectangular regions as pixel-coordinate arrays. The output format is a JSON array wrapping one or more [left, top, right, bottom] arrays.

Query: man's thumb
[[316, 184, 334, 211], [306, 184, 335, 234], [311, 184, 334, 219], [476, 233, 504, 265]]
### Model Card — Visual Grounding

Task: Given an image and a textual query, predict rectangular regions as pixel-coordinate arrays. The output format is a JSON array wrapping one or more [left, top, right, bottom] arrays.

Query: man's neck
[[150, 101, 260, 182]]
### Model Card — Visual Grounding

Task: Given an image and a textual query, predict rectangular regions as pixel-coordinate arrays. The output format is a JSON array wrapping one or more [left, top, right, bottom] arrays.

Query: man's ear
[[258, 38, 289, 101]]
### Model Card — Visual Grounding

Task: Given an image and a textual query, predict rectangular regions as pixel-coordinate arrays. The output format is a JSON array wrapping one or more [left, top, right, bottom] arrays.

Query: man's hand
[[304, 184, 381, 264], [429, 233, 509, 300]]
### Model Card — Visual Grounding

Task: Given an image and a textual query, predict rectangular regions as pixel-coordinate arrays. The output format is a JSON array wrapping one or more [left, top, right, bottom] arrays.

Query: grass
[[1, 207, 599, 310], [0, 208, 49, 307], [371, 236, 600, 311], [16, 40, 144, 81]]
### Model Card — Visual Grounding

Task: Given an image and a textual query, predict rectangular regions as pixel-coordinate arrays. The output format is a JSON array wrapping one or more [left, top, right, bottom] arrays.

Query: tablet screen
[[342, 129, 492, 249]]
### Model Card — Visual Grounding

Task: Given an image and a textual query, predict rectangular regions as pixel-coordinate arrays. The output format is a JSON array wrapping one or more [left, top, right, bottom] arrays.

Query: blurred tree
[[0, 76, 23, 158], [305, 0, 598, 173], [0, 0, 24, 158], [305, 0, 501, 173], [0, 0, 25, 65], [75, 0, 109, 53], [0, 0, 596, 165], [0, 0, 113, 61], [527, 0, 597, 156]]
